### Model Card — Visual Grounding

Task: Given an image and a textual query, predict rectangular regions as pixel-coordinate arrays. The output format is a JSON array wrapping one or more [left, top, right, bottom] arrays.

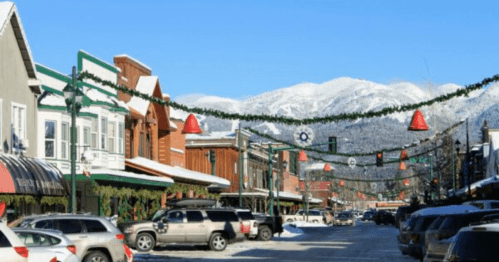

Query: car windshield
[[151, 209, 167, 222], [449, 231, 499, 261]]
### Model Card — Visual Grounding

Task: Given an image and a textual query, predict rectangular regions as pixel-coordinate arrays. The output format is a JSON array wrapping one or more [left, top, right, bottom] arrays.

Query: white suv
[[0, 221, 28, 262], [444, 222, 499, 262], [234, 209, 258, 239]]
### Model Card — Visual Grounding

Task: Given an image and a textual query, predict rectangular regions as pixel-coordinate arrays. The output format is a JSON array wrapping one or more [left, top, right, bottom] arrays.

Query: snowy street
[[133, 221, 418, 262]]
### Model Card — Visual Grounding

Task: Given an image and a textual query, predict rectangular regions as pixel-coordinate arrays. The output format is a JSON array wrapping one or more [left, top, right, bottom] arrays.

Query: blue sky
[[13, 0, 499, 100]]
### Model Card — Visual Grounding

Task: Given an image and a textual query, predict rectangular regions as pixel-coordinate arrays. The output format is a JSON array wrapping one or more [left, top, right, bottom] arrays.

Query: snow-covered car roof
[[411, 205, 480, 217]]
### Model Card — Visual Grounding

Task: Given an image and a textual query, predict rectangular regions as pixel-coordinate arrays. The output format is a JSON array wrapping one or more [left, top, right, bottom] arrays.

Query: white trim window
[[11, 102, 26, 150], [44, 121, 56, 158], [91, 118, 98, 149], [84, 127, 91, 148], [118, 122, 124, 154], [108, 121, 115, 153], [101, 117, 107, 150], [61, 122, 69, 160]]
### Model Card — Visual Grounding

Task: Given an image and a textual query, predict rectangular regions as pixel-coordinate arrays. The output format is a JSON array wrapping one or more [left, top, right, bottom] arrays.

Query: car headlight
[[124, 227, 133, 234]]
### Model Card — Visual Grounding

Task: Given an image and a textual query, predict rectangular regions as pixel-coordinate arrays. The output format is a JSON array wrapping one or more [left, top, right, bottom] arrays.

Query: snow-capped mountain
[[174, 77, 498, 163]]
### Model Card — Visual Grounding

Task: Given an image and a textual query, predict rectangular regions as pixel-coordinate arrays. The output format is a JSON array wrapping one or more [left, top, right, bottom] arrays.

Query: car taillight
[[50, 257, 57, 262], [13, 246, 29, 258], [411, 233, 420, 243], [240, 222, 250, 233], [124, 244, 133, 262], [116, 234, 125, 241], [67, 245, 77, 254]]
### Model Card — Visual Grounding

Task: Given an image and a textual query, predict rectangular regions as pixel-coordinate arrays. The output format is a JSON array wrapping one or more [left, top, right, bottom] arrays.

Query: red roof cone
[[182, 114, 202, 134], [323, 163, 331, 172], [339, 180, 345, 187], [0, 201, 5, 217], [400, 149, 409, 161], [403, 179, 410, 186], [399, 161, 407, 171], [298, 150, 308, 162], [408, 109, 429, 131]]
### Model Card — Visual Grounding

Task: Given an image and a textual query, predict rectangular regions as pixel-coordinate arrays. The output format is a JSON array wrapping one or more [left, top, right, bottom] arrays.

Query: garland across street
[[79, 71, 499, 125]]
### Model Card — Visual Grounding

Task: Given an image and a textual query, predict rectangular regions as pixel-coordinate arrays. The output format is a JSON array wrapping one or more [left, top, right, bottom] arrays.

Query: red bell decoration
[[298, 150, 308, 162], [323, 163, 331, 172], [399, 191, 405, 200], [399, 161, 407, 171], [400, 149, 409, 161], [182, 114, 203, 134], [339, 180, 345, 187], [0, 201, 5, 217], [408, 109, 429, 131], [403, 179, 410, 186]]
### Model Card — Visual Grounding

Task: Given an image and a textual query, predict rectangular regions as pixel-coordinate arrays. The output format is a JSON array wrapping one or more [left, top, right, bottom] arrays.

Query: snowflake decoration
[[293, 126, 315, 147]]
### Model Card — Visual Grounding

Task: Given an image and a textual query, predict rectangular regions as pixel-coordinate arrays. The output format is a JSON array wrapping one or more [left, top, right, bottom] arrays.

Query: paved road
[[133, 221, 419, 262]]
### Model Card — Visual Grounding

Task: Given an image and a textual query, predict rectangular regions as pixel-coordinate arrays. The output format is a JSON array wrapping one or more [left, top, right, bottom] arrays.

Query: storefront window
[[44, 121, 56, 158], [61, 122, 69, 160], [108, 122, 115, 153]]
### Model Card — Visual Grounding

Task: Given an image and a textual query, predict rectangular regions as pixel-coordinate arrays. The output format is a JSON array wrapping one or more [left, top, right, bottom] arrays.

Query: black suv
[[373, 210, 395, 225]]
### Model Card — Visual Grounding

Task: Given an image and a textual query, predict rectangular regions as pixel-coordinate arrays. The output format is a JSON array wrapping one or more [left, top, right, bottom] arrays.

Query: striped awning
[[0, 154, 69, 196]]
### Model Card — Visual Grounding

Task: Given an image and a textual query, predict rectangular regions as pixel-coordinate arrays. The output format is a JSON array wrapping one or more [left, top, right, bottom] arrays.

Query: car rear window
[[450, 231, 499, 261], [0, 231, 11, 247], [34, 220, 55, 230], [82, 219, 108, 233], [427, 216, 445, 231], [206, 211, 239, 222], [186, 211, 204, 222], [237, 211, 254, 221], [58, 219, 83, 234]]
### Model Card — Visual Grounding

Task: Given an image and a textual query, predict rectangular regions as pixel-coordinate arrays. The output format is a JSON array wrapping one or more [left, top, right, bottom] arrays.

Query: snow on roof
[[114, 54, 152, 72], [169, 120, 177, 129], [38, 92, 66, 107], [411, 205, 480, 217], [305, 163, 335, 171], [455, 175, 499, 196], [84, 88, 128, 110], [126, 157, 230, 187], [62, 168, 174, 184], [126, 76, 158, 116], [0, 2, 14, 37], [253, 188, 322, 203], [79, 50, 117, 72], [169, 106, 189, 121], [186, 131, 235, 140], [163, 94, 170, 98]]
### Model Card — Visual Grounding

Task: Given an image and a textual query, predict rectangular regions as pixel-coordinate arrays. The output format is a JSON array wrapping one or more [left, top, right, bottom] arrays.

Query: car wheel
[[257, 225, 273, 241], [209, 233, 228, 251], [83, 251, 109, 262], [136, 232, 155, 252]]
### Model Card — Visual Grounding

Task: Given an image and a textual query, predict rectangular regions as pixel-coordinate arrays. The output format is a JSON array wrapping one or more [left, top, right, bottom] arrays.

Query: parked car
[[397, 205, 480, 259], [234, 208, 258, 239], [12, 228, 79, 262], [395, 205, 420, 228], [334, 212, 355, 226], [423, 209, 499, 262], [119, 207, 245, 252], [282, 209, 325, 223], [13, 214, 126, 262], [443, 222, 499, 262], [251, 213, 283, 241], [462, 199, 499, 209], [361, 211, 375, 221], [0, 220, 28, 262], [373, 210, 395, 225]]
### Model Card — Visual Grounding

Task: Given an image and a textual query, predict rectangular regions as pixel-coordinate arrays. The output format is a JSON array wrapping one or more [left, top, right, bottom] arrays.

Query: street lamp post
[[428, 152, 434, 201], [63, 66, 84, 213], [276, 160, 287, 215], [238, 123, 243, 207], [453, 140, 461, 193]]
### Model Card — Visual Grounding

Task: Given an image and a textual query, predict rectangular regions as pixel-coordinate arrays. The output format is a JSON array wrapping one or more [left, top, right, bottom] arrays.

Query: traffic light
[[209, 149, 216, 163], [328, 136, 337, 153], [376, 151, 383, 167]]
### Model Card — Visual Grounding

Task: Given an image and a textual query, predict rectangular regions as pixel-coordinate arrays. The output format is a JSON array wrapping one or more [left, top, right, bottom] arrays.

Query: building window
[[91, 118, 98, 149], [61, 122, 69, 160], [146, 133, 151, 159], [45, 121, 56, 158], [108, 122, 115, 153], [118, 123, 124, 154], [101, 117, 107, 150], [11, 103, 26, 149], [139, 132, 144, 157]]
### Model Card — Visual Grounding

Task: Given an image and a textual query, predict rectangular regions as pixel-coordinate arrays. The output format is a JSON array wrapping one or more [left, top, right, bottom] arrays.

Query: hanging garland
[[246, 120, 463, 157], [79, 71, 499, 125], [308, 143, 443, 168]]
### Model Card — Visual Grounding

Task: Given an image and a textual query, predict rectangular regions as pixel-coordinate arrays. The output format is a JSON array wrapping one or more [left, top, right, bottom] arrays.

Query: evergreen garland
[[79, 71, 499, 125]]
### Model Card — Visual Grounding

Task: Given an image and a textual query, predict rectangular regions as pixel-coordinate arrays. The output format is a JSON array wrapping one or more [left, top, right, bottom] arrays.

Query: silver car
[[13, 228, 78, 262], [14, 214, 126, 262]]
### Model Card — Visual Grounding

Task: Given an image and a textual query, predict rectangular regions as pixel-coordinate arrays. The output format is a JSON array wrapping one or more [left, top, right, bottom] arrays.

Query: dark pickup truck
[[252, 213, 284, 241]]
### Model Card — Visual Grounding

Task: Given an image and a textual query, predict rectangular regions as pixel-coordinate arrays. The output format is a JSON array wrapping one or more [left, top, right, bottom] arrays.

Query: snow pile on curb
[[275, 223, 305, 238]]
